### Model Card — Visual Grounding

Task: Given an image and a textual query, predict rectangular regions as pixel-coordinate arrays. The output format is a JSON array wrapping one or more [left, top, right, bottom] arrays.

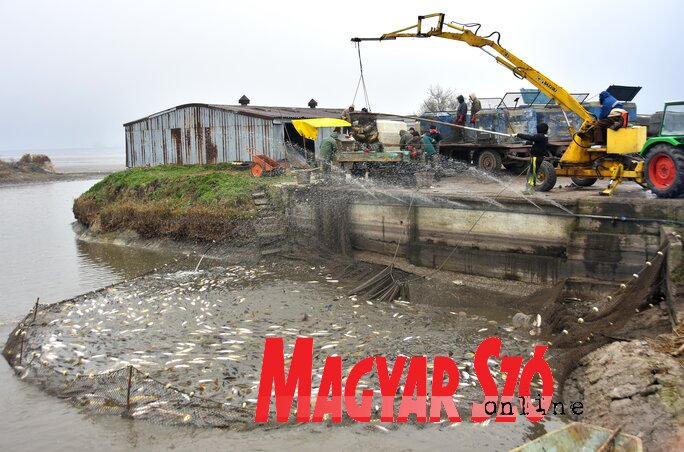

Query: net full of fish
[[11, 261, 545, 424]]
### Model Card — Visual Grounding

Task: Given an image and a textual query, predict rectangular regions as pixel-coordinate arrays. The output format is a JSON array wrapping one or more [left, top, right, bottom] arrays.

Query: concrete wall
[[348, 202, 574, 284], [287, 187, 681, 285]]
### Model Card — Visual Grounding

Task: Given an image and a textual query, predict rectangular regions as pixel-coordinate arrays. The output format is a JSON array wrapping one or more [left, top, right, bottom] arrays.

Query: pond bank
[[0, 156, 111, 185], [72, 165, 297, 244]]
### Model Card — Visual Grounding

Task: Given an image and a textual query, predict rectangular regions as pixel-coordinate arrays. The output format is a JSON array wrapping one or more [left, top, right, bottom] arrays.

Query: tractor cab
[[660, 101, 684, 136], [639, 100, 684, 197]]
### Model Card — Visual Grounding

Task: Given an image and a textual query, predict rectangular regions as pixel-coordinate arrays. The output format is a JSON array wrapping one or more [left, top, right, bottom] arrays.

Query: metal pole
[[18, 332, 24, 366], [415, 116, 513, 137], [126, 365, 133, 412], [32, 297, 39, 322], [371, 112, 515, 138]]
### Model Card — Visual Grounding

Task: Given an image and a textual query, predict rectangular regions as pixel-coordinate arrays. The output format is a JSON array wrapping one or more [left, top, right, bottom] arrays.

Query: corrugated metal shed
[[124, 103, 343, 167]]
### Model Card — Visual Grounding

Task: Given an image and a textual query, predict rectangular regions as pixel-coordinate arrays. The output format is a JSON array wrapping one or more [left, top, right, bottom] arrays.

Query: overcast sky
[[1, 0, 682, 152]]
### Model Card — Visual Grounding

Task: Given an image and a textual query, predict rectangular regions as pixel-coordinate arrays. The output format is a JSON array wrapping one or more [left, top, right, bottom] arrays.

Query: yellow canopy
[[291, 118, 351, 141]]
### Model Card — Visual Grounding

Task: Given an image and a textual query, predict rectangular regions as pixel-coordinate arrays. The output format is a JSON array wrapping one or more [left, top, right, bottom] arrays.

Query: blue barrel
[[420, 113, 458, 142]]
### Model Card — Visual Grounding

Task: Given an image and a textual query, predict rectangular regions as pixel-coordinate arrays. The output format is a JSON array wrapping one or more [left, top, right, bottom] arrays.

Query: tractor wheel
[[536, 161, 557, 192], [570, 176, 598, 187], [503, 160, 529, 175], [476, 149, 502, 172], [250, 162, 265, 177], [645, 144, 684, 198]]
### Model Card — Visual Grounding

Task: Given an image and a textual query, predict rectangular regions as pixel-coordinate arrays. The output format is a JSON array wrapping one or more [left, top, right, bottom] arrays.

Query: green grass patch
[[74, 164, 292, 242]]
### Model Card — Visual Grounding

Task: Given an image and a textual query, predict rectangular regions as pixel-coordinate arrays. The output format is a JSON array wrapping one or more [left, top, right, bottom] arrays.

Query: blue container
[[520, 89, 552, 105], [420, 113, 458, 142], [534, 109, 583, 140]]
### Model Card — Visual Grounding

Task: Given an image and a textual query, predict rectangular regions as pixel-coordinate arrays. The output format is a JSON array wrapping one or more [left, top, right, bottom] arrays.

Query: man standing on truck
[[341, 105, 354, 122], [469, 93, 481, 125], [516, 123, 549, 195], [455, 95, 468, 142]]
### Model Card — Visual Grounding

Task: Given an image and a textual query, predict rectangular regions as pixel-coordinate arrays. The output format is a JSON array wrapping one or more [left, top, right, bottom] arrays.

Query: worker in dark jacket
[[429, 126, 442, 144], [516, 123, 549, 195], [455, 95, 467, 142], [428, 126, 442, 157], [319, 128, 339, 172]]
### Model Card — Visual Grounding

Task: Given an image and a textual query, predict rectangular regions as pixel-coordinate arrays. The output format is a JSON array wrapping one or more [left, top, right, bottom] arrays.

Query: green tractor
[[641, 101, 684, 197]]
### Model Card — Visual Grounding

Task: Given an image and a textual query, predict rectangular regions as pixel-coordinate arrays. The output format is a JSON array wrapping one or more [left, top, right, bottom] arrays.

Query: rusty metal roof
[[124, 103, 344, 126], [210, 104, 344, 119]]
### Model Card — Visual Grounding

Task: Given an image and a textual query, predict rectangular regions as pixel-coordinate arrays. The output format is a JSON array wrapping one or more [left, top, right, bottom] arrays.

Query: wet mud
[[564, 340, 684, 451]]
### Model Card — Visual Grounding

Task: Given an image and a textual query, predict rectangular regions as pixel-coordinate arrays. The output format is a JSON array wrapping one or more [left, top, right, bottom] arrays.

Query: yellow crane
[[352, 13, 665, 196]]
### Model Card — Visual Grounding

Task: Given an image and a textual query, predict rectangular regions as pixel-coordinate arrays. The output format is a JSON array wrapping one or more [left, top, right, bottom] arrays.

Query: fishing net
[[2, 284, 253, 429], [3, 318, 251, 428], [512, 237, 674, 388]]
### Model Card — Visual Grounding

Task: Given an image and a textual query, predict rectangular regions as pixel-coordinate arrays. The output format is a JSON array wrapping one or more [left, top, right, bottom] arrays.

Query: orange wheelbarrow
[[247, 148, 281, 177]]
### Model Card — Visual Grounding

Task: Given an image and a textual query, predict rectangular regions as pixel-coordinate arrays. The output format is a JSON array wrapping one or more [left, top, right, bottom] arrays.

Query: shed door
[[205, 128, 217, 164], [171, 128, 183, 164]]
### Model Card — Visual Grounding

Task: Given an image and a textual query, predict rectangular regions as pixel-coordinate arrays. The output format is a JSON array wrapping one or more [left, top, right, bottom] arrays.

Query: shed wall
[[125, 105, 285, 167]]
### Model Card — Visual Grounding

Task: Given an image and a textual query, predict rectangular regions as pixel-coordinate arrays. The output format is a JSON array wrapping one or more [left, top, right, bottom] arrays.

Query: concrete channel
[[285, 175, 683, 293]]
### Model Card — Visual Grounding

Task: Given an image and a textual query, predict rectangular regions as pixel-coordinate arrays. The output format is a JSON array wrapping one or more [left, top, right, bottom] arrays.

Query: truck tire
[[477, 149, 502, 172], [503, 160, 529, 175], [644, 144, 684, 198], [536, 161, 557, 192], [570, 176, 598, 187]]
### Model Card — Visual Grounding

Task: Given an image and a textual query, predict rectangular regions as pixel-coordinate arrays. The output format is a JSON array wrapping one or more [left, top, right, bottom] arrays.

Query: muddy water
[[1, 179, 563, 451], [0, 180, 173, 324]]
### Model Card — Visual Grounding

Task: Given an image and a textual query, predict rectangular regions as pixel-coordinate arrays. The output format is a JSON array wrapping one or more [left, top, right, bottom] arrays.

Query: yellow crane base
[[556, 160, 646, 196]]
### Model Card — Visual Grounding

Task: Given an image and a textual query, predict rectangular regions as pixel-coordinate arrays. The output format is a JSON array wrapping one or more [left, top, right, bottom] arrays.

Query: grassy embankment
[[73, 164, 289, 242]]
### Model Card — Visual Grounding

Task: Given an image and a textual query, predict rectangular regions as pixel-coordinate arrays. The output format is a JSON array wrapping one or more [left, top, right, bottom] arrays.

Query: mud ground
[[0, 169, 112, 185], [564, 340, 684, 451]]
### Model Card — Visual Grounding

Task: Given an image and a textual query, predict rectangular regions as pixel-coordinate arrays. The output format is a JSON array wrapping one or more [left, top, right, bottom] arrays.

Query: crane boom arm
[[352, 13, 595, 130]]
